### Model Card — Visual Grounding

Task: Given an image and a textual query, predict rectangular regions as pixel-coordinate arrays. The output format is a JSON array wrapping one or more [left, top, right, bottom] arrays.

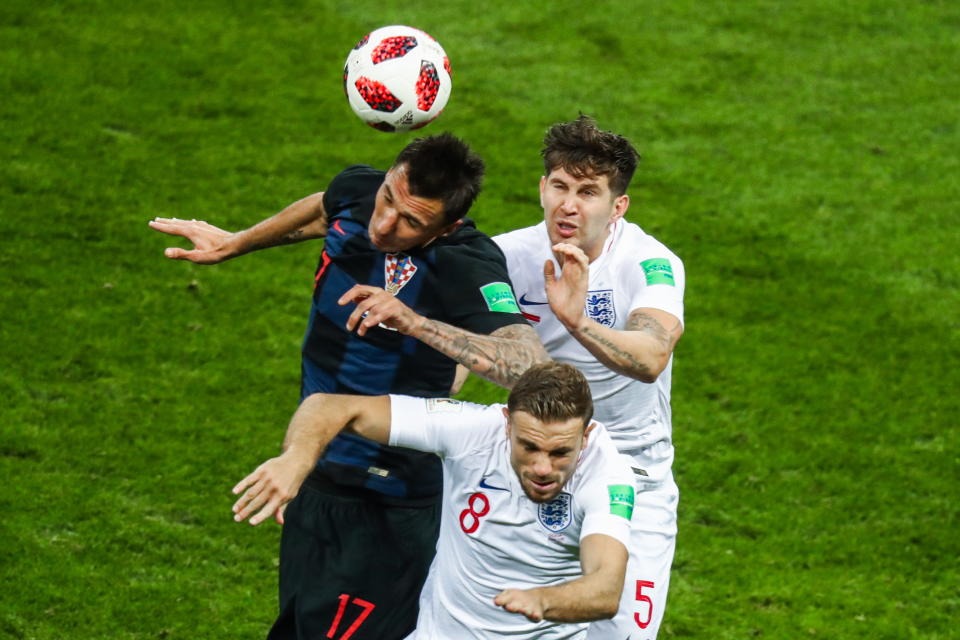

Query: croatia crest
[[585, 289, 616, 327], [384, 253, 417, 295], [538, 493, 572, 532]]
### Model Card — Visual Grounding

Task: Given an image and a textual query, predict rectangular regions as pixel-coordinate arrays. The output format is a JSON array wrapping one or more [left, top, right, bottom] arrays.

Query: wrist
[[406, 313, 430, 338], [563, 314, 589, 334]]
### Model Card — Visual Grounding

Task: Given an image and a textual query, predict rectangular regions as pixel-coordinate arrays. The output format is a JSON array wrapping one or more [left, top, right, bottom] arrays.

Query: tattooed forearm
[[626, 310, 675, 350], [570, 310, 682, 382], [414, 320, 549, 389], [279, 228, 306, 244], [578, 324, 655, 379]]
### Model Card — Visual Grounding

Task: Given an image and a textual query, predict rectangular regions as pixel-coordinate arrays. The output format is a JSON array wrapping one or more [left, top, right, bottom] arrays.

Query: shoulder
[[492, 223, 548, 259], [434, 219, 510, 267], [576, 424, 633, 486], [610, 221, 684, 288], [323, 165, 385, 211], [493, 223, 545, 248], [615, 220, 682, 264]]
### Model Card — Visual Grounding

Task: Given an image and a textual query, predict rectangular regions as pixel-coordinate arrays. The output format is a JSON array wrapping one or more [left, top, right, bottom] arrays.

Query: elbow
[[634, 351, 671, 384], [596, 597, 619, 620], [635, 363, 664, 384]]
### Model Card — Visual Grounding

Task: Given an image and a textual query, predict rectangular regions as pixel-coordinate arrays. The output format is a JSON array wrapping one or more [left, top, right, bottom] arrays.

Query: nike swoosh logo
[[479, 477, 509, 492], [519, 294, 548, 306]]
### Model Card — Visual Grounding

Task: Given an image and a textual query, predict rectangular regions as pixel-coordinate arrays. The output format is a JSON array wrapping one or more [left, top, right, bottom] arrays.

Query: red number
[[327, 593, 376, 640], [634, 580, 655, 629], [459, 492, 490, 534]]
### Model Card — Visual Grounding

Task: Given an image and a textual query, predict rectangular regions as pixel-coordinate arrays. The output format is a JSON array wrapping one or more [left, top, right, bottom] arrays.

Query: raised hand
[[148, 217, 237, 264], [543, 242, 590, 331]]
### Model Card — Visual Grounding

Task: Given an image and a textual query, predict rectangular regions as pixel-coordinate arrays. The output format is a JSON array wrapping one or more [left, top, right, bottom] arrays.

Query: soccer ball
[[343, 25, 452, 133]]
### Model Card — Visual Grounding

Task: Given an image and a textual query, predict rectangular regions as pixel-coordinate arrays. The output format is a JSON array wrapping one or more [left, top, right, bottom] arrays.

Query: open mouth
[[555, 221, 577, 239]]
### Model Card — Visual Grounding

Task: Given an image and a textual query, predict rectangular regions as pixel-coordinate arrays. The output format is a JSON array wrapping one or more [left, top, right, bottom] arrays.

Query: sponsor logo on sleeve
[[538, 493, 572, 532], [426, 398, 463, 413], [608, 484, 635, 520], [640, 258, 675, 286], [480, 282, 521, 313], [585, 290, 616, 327]]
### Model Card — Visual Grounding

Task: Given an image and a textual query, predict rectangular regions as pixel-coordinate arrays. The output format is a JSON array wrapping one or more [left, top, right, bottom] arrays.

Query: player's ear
[[582, 421, 597, 448], [539, 176, 547, 209], [502, 407, 512, 438], [611, 194, 629, 222], [438, 218, 463, 238]]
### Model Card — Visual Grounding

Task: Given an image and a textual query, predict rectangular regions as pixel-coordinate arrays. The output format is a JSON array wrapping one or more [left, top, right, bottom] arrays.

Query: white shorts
[[587, 467, 678, 640]]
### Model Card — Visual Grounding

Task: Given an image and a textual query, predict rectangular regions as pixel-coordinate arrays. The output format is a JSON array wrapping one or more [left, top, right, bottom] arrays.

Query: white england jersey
[[389, 395, 634, 640], [495, 220, 685, 481]]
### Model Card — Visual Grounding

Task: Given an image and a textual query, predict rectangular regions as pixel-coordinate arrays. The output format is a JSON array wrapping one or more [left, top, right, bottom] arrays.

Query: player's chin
[[523, 479, 561, 503]]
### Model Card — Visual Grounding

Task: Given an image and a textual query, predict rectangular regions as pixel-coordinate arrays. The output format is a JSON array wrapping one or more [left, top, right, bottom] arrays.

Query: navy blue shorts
[[267, 476, 440, 640]]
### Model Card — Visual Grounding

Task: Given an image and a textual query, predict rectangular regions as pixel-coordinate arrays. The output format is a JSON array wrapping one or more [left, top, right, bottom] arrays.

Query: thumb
[[543, 259, 556, 281], [164, 247, 190, 260]]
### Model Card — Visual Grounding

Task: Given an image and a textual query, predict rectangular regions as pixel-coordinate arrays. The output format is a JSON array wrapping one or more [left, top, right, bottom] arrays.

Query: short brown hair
[[541, 115, 640, 196], [393, 132, 485, 224], [507, 362, 593, 429]]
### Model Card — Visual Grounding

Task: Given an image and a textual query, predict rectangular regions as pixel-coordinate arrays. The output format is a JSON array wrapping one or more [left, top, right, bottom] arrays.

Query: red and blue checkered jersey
[[302, 165, 527, 504]]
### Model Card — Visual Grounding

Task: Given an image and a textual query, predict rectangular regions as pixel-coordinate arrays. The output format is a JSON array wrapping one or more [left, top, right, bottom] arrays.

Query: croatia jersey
[[494, 220, 685, 482], [303, 165, 528, 503], [389, 395, 635, 640]]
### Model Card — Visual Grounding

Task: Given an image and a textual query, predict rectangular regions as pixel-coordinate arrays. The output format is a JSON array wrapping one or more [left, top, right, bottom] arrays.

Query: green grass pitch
[[1, 0, 957, 637]]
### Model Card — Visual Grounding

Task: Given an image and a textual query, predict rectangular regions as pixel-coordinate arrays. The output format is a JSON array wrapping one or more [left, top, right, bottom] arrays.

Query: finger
[[543, 260, 556, 282], [148, 219, 192, 236], [163, 247, 196, 260], [249, 496, 283, 526], [346, 299, 374, 333], [338, 285, 376, 306], [276, 503, 288, 525], [234, 482, 271, 522], [231, 474, 266, 514], [231, 470, 261, 497]]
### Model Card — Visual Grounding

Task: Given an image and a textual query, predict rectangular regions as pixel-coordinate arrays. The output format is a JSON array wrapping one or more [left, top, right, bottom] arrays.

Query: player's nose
[[375, 207, 399, 234], [558, 197, 577, 214], [530, 455, 552, 477]]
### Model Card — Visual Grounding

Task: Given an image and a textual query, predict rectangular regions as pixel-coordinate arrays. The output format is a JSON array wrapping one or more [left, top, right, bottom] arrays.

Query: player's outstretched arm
[[494, 533, 627, 623], [148, 192, 328, 264], [230, 394, 391, 526], [545, 243, 683, 383], [339, 285, 550, 389]]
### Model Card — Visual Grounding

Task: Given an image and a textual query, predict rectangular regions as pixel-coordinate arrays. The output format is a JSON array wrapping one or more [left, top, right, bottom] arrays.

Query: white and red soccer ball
[[343, 25, 452, 132]]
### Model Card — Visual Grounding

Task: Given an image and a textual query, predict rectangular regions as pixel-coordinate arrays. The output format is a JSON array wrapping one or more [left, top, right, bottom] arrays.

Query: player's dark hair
[[541, 115, 640, 197], [507, 362, 593, 429], [394, 132, 485, 224]]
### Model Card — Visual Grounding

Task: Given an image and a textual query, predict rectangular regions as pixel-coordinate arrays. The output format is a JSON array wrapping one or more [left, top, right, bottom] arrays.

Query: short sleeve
[[435, 233, 530, 335], [321, 165, 383, 226], [627, 253, 685, 326], [389, 395, 506, 458], [577, 437, 635, 548]]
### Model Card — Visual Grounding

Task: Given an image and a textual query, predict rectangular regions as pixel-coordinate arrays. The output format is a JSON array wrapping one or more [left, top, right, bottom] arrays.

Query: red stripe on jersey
[[314, 250, 332, 289]]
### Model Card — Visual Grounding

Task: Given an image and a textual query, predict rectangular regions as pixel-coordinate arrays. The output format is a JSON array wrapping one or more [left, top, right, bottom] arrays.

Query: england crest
[[538, 493, 572, 532], [585, 289, 616, 327], [384, 253, 417, 295]]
